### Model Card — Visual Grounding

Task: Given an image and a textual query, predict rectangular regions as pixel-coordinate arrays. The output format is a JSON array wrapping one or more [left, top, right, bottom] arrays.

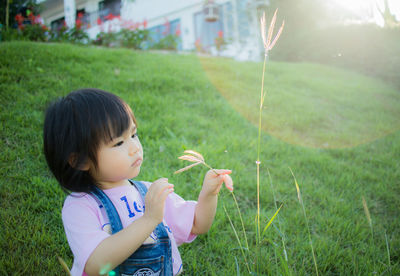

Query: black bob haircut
[[43, 88, 137, 193]]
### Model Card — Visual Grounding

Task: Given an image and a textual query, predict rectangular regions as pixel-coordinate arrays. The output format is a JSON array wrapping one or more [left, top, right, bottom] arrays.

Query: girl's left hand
[[201, 169, 233, 196]]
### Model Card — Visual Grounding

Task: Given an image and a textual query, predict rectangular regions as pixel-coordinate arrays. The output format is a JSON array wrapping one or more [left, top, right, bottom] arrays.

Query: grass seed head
[[174, 161, 203, 174], [178, 155, 203, 163], [183, 150, 205, 162], [260, 9, 285, 54]]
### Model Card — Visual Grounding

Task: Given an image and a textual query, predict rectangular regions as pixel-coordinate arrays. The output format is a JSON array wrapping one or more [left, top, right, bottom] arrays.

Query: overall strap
[[90, 186, 124, 234], [130, 180, 148, 200]]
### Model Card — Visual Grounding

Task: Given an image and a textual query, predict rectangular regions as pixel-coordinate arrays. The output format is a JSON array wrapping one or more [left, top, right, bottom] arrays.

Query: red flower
[[28, 13, 35, 22], [218, 30, 223, 38], [175, 23, 181, 36], [77, 12, 83, 18], [15, 14, 24, 25], [34, 14, 43, 24], [75, 19, 83, 29], [104, 13, 114, 21], [143, 19, 147, 29], [195, 38, 201, 47], [97, 18, 103, 25]]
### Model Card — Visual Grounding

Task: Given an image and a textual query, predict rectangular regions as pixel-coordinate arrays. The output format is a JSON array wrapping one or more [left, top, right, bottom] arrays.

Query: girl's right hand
[[143, 178, 174, 225]]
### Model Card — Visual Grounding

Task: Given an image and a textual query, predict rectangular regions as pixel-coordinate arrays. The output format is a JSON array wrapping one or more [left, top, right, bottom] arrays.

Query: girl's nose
[[128, 139, 139, 156]]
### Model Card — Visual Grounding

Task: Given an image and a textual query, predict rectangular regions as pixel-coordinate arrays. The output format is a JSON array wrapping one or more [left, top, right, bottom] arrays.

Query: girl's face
[[90, 121, 143, 189]]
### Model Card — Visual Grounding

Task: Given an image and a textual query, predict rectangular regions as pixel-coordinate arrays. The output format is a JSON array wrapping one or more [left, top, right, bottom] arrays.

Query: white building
[[41, 0, 270, 61]]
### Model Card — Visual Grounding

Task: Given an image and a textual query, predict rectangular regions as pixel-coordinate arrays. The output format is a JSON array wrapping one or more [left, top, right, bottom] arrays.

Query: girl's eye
[[113, 141, 124, 147]]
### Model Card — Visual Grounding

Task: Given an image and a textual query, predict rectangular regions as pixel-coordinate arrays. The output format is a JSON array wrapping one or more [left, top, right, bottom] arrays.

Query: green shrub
[[0, 27, 26, 42], [150, 34, 179, 50], [21, 24, 48, 41], [49, 26, 70, 42], [93, 31, 119, 47], [93, 29, 150, 49], [120, 29, 149, 49], [0, 25, 47, 42], [67, 26, 89, 44]]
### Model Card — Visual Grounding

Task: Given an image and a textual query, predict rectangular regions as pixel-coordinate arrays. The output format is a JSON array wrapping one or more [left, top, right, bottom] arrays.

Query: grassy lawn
[[0, 41, 399, 275]]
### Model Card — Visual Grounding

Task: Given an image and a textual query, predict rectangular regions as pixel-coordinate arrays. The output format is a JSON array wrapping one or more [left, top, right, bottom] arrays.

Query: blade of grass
[[234, 256, 240, 276], [223, 203, 251, 274], [262, 204, 283, 236], [384, 230, 391, 272], [268, 168, 288, 262], [278, 252, 291, 276], [231, 192, 249, 250], [289, 167, 319, 276], [362, 196, 376, 273], [57, 256, 71, 276], [362, 196, 373, 239]]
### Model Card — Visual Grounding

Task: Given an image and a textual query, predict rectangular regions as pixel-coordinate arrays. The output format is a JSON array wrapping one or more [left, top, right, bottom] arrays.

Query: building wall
[[121, 0, 231, 50], [39, 0, 265, 60]]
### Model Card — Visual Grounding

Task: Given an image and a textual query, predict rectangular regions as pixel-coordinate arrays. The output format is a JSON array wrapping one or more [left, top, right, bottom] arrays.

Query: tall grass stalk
[[256, 10, 284, 274], [289, 168, 319, 276], [176, 10, 285, 274]]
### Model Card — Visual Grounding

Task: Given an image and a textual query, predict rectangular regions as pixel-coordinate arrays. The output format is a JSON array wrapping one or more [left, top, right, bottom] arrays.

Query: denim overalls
[[91, 180, 173, 276]]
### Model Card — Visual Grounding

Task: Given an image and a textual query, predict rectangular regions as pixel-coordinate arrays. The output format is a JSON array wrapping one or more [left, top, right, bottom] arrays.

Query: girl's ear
[[68, 153, 90, 171]]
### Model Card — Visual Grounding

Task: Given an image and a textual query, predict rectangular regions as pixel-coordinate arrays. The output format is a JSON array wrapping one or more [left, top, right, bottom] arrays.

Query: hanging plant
[[203, 0, 219, 22]]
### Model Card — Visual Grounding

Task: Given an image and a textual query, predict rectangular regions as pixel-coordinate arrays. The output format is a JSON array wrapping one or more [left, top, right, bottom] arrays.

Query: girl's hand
[[201, 169, 233, 196], [143, 178, 174, 225]]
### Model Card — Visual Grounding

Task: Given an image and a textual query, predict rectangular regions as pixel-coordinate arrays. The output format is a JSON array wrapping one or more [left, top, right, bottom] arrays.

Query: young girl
[[43, 88, 233, 276]]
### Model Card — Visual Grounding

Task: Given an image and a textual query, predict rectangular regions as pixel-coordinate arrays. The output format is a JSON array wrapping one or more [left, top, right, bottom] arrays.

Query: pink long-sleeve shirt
[[62, 181, 197, 276]]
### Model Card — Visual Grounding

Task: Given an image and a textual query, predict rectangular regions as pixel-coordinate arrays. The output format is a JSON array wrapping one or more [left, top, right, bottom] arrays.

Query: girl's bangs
[[99, 101, 135, 144]]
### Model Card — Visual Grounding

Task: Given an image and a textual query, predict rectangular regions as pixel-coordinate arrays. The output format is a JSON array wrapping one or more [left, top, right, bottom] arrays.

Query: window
[[148, 19, 182, 50], [50, 17, 65, 30], [98, 0, 121, 20]]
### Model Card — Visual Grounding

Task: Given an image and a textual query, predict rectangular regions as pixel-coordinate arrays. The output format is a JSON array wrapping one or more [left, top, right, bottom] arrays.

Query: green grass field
[[0, 41, 399, 275]]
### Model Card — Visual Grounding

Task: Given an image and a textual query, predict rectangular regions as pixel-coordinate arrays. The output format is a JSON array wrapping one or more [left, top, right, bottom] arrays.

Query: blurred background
[[268, 0, 400, 89]]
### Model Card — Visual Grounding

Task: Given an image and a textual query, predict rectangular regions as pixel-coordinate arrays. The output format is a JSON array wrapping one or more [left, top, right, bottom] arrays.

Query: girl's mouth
[[131, 158, 143, 167]]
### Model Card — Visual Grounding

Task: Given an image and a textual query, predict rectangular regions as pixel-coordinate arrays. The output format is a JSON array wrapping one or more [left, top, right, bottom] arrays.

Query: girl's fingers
[[211, 169, 232, 177], [160, 186, 174, 202], [157, 184, 174, 198], [223, 174, 234, 192]]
